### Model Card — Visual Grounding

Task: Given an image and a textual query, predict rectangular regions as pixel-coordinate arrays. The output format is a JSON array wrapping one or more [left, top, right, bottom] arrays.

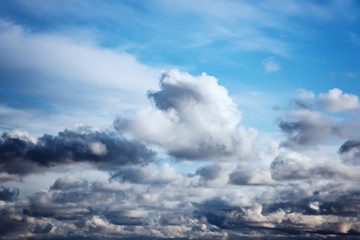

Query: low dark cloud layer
[[0, 126, 155, 180], [0, 186, 19, 201]]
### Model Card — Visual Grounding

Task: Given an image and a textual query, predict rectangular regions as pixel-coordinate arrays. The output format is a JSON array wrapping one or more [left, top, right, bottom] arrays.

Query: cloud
[[0, 126, 155, 180], [110, 163, 180, 184], [50, 175, 89, 191], [339, 140, 360, 165], [270, 150, 360, 181], [278, 109, 338, 149], [296, 89, 315, 100], [262, 57, 280, 72], [115, 70, 258, 160], [0, 186, 19, 201], [195, 164, 221, 181], [228, 167, 273, 185], [0, 160, 360, 239], [318, 88, 360, 112], [0, 20, 161, 134]]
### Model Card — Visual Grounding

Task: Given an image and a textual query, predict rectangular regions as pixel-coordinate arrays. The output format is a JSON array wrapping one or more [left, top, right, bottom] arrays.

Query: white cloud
[[116, 70, 258, 160], [318, 88, 360, 112], [0, 20, 162, 134], [262, 57, 280, 72]]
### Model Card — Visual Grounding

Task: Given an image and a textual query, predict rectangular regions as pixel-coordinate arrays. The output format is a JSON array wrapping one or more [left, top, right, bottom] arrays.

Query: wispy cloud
[[263, 56, 280, 72]]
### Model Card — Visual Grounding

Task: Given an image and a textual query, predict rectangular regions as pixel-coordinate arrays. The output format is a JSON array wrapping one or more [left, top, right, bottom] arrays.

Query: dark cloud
[[0, 174, 360, 239], [0, 203, 28, 237], [339, 140, 360, 165], [0, 126, 155, 180], [195, 164, 221, 181], [278, 110, 338, 149], [228, 169, 252, 185], [147, 72, 202, 111], [50, 177, 89, 191], [0, 185, 19, 201], [193, 185, 360, 238], [270, 153, 310, 180]]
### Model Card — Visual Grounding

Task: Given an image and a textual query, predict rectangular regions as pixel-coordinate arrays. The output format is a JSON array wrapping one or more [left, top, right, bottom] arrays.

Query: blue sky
[[1, 0, 360, 134], [1, 1, 360, 239]]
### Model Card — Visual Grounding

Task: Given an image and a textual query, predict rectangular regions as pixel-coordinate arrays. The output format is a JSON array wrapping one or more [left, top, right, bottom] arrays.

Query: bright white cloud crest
[[319, 88, 360, 112], [116, 70, 258, 160]]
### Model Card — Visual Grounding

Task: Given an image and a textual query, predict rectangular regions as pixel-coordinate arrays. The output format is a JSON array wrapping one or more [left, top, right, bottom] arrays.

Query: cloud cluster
[[319, 88, 360, 112], [1, 71, 360, 239], [115, 70, 258, 160], [278, 88, 360, 149], [0, 126, 155, 180]]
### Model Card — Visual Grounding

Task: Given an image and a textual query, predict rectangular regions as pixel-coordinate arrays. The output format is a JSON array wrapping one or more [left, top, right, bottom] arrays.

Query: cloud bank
[[1, 71, 360, 239]]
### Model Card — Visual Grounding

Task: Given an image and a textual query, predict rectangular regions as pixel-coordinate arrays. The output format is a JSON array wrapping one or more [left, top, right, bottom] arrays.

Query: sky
[[1, 0, 360, 239]]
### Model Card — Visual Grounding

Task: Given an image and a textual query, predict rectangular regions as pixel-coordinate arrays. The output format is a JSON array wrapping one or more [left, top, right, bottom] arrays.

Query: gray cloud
[[0, 186, 19, 201], [270, 151, 360, 181], [0, 126, 155, 180], [339, 140, 360, 165], [0, 167, 359, 239], [318, 88, 360, 112], [110, 163, 180, 184], [228, 166, 273, 186], [50, 176, 89, 191], [195, 164, 221, 181], [278, 109, 339, 149]]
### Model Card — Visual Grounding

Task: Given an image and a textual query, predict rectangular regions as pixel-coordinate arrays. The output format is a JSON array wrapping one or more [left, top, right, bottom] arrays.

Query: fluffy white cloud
[[116, 70, 258, 160], [318, 88, 360, 112]]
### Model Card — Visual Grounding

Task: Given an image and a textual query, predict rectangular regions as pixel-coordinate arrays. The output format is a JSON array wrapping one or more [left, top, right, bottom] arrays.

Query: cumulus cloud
[[195, 164, 221, 181], [115, 70, 258, 160], [278, 109, 338, 149], [318, 88, 360, 112], [228, 169, 273, 185], [270, 151, 360, 181], [0, 126, 155, 180]]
